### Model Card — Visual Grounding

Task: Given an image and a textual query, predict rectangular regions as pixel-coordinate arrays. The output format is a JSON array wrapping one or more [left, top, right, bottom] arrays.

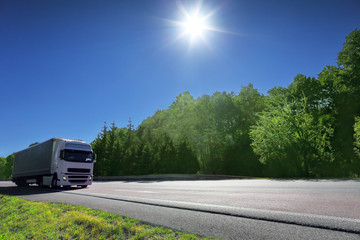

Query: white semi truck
[[12, 138, 96, 188]]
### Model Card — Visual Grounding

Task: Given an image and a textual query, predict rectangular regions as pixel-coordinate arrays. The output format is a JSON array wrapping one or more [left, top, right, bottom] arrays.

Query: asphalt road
[[1, 179, 360, 239]]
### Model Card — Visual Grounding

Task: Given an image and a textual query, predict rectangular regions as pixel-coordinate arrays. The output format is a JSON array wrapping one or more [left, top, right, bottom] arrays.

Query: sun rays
[[163, 0, 227, 50]]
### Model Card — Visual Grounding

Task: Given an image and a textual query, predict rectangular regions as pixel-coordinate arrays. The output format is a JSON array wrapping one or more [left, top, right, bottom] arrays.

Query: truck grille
[[68, 168, 90, 173], [68, 175, 89, 183]]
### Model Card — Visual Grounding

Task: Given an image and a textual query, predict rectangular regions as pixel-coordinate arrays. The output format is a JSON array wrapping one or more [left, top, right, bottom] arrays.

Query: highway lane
[[1, 179, 360, 239]]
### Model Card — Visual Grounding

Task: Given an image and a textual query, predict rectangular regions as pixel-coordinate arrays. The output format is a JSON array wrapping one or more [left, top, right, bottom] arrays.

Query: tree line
[[1, 29, 359, 179], [91, 29, 360, 178], [91, 121, 199, 176], [92, 29, 360, 177]]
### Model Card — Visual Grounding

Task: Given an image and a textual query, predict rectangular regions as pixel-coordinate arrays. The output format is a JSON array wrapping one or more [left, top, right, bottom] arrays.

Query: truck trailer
[[12, 138, 96, 188]]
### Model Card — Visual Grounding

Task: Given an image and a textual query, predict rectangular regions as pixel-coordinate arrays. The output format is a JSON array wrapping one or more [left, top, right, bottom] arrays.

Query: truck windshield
[[63, 150, 94, 162]]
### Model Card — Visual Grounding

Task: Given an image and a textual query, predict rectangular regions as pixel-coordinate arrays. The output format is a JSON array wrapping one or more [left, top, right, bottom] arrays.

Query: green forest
[[1, 29, 360, 179]]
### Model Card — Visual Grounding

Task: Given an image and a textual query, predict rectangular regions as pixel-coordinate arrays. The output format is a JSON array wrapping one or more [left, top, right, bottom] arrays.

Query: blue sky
[[1, 0, 359, 156]]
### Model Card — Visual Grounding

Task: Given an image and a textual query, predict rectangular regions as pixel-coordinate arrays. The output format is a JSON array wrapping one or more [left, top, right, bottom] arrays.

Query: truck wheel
[[15, 181, 23, 187], [51, 175, 57, 188], [38, 178, 43, 188], [19, 182, 28, 187], [16, 178, 28, 187], [79, 185, 88, 189]]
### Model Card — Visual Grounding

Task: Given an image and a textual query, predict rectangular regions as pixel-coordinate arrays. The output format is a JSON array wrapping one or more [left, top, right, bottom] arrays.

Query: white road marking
[[115, 189, 157, 194]]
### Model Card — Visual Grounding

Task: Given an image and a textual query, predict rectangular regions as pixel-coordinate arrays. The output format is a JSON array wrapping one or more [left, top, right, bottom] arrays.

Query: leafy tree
[[336, 29, 360, 171], [107, 121, 119, 176], [4, 154, 14, 179], [250, 97, 334, 177], [316, 29, 360, 175], [337, 28, 360, 88], [288, 74, 323, 117], [133, 141, 153, 175], [354, 116, 360, 176], [91, 123, 109, 176], [355, 117, 360, 155], [122, 123, 140, 175], [158, 134, 176, 174], [29, 142, 39, 147], [0, 157, 6, 178], [224, 84, 265, 176], [176, 137, 199, 174]]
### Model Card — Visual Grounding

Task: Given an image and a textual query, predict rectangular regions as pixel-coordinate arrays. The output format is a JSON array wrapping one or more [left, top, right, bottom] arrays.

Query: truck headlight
[[62, 176, 67, 181], [89, 176, 92, 180]]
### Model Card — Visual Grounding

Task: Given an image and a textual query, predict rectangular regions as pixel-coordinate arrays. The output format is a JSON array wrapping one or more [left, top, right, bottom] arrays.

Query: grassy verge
[[0, 194, 217, 240]]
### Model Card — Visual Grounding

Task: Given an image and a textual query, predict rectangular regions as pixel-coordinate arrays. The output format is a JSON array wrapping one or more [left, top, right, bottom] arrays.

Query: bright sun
[[184, 15, 206, 38], [165, 1, 222, 48], [163, 1, 233, 50]]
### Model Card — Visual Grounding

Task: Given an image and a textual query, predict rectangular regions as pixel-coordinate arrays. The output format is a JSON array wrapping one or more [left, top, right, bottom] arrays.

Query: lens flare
[[162, 1, 237, 50]]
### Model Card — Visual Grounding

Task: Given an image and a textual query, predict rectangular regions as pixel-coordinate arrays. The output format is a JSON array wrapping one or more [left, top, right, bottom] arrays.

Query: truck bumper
[[58, 174, 93, 186]]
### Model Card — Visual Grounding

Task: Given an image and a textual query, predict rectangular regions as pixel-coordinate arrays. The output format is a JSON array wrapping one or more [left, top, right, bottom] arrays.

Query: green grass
[[0, 194, 217, 240]]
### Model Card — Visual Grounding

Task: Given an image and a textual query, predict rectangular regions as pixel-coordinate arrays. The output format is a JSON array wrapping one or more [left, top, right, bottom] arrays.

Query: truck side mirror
[[93, 153, 97, 163], [60, 150, 64, 159]]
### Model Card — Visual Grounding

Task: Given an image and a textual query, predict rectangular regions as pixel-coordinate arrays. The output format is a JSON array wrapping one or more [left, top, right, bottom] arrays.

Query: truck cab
[[54, 140, 96, 188]]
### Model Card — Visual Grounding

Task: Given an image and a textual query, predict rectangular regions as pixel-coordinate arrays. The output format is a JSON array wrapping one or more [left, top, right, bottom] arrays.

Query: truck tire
[[79, 185, 88, 189], [16, 178, 28, 187], [14, 181, 22, 187], [51, 175, 57, 188], [37, 177, 43, 188]]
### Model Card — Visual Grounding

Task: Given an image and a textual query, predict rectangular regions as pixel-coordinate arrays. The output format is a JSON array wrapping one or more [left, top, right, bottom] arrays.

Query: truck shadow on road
[[0, 185, 81, 197]]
